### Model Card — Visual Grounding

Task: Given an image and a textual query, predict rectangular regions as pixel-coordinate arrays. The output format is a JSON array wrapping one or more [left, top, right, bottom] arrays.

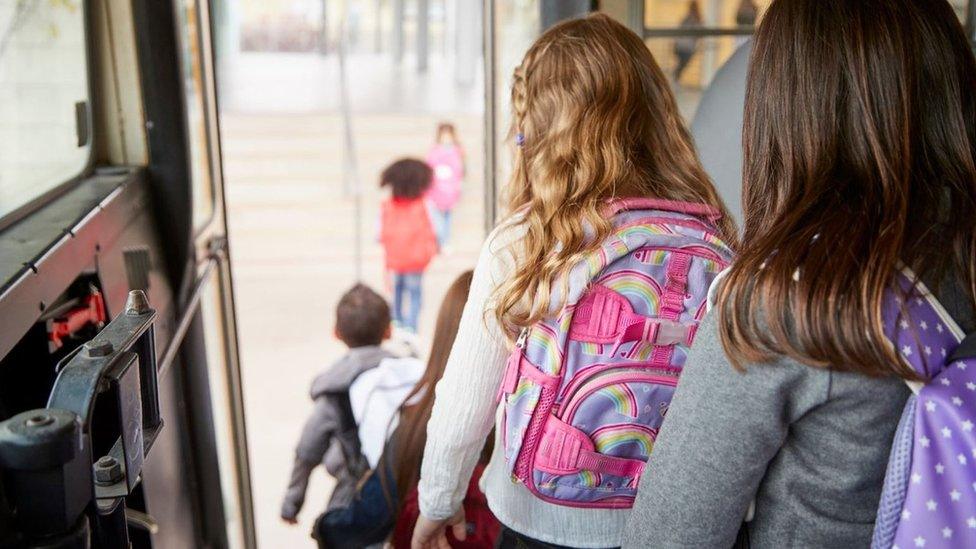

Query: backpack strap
[[323, 389, 370, 480], [569, 285, 697, 358], [886, 269, 966, 394], [606, 197, 723, 222]]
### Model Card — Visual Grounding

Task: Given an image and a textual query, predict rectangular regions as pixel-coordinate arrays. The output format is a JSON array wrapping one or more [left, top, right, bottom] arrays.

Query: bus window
[[636, 0, 769, 120], [0, 1, 91, 224], [174, 0, 217, 231], [485, 0, 975, 214]]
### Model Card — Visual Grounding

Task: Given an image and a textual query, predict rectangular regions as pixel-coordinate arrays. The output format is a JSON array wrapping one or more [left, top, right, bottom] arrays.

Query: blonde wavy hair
[[494, 13, 737, 337]]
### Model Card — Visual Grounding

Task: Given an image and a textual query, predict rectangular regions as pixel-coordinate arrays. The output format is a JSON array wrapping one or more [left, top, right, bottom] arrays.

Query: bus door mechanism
[[0, 290, 162, 548]]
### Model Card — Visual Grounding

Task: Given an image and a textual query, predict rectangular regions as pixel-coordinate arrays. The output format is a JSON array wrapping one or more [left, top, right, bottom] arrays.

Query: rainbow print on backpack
[[496, 198, 734, 508]]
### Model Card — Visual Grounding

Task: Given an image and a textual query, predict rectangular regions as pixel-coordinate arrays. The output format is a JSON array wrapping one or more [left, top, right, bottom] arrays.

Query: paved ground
[[220, 50, 484, 546]]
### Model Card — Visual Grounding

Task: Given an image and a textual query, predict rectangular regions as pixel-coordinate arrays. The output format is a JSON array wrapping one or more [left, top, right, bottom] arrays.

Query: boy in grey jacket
[[280, 284, 395, 524]]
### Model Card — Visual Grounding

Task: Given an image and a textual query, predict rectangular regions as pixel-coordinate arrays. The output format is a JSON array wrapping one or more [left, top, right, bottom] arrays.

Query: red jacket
[[380, 198, 438, 273]]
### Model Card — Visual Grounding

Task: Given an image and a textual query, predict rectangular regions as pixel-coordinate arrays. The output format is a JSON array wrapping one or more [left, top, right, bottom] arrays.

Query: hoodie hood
[[310, 345, 395, 398], [349, 355, 426, 468]]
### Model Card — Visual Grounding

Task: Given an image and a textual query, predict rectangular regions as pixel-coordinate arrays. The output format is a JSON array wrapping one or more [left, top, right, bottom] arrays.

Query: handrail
[[158, 250, 221, 376]]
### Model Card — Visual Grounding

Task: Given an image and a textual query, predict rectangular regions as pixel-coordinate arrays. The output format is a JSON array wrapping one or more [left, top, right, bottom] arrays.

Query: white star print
[[921, 321, 929, 330], [927, 499, 938, 511], [903, 345, 913, 356], [942, 348, 947, 357], [952, 489, 962, 501], [943, 527, 953, 539], [925, 346, 933, 356], [968, 517, 976, 528], [903, 510, 912, 520], [943, 427, 953, 438], [937, 323, 945, 333], [916, 297, 925, 305], [958, 361, 969, 370], [936, 463, 945, 474], [901, 319, 910, 330], [960, 455, 969, 466], [912, 473, 923, 484], [953, 397, 963, 406], [921, 436, 931, 447], [926, 400, 937, 412], [964, 420, 974, 432], [941, 378, 952, 386], [915, 536, 926, 547], [967, 382, 976, 391]]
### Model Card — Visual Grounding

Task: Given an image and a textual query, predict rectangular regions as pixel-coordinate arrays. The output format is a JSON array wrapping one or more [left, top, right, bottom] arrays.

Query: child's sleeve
[[417, 225, 515, 519], [280, 399, 340, 519]]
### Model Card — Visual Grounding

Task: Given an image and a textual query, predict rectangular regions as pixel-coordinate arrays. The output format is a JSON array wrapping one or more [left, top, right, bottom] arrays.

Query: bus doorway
[[211, 1, 489, 545]]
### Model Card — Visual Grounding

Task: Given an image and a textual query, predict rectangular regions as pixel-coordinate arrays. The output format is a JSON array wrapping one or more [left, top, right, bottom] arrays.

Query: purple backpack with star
[[872, 272, 976, 548], [495, 198, 734, 508]]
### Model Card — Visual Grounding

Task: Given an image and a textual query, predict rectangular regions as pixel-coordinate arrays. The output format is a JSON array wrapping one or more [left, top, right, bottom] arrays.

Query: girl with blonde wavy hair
[[412, 13, 736, 549]]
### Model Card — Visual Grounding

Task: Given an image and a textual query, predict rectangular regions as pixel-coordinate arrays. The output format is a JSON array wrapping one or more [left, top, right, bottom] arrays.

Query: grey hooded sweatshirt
[[280, 345, 395, 520]]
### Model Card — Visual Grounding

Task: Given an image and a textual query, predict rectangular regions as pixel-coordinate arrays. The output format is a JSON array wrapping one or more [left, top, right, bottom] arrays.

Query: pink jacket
[[425, 144, 464, 211]]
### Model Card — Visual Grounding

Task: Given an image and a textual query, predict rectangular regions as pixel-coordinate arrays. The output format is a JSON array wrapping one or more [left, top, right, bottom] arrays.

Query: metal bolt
[[25, 414, 54, 428], [125, 289, 151, 316], [94, 456, 123, 485], [84, 339, 114, 357]]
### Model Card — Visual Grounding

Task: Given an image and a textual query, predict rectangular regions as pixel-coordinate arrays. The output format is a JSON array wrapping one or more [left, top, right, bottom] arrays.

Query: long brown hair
[[718, 0, 976, 378], [383, 271, 485, 514], [495, 13, 737, 336]]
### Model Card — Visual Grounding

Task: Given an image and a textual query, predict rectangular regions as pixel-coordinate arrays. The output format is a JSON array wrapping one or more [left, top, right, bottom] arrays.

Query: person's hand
[[411, 509, 466, 549], [281, 515, 298, 526]]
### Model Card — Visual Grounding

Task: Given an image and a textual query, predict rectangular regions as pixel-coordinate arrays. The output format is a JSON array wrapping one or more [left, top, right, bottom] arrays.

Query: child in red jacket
[[379, 159, 438, 333]]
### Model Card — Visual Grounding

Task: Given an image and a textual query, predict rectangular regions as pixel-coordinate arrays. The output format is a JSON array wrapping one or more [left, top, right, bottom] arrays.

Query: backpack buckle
[[608, 318, 695, 357]]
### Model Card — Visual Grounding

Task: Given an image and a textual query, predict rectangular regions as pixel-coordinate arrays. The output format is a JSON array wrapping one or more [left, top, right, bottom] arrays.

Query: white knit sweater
[[418, 223, 630, 548]]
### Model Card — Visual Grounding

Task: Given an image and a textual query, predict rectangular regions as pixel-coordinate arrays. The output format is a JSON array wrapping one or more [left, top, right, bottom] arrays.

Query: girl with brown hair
[[625, 0, 976, 546], [413, 13, 736, 549], [316, 271, 499, 548]]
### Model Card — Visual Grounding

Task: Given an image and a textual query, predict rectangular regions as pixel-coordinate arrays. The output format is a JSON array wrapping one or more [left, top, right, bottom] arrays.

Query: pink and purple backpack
[[873, 271, 976, 548], [496, 198, 734, 508]]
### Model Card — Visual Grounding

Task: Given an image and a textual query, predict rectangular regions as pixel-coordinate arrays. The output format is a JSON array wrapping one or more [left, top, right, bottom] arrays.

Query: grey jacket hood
[[309, 345, 395, 399]]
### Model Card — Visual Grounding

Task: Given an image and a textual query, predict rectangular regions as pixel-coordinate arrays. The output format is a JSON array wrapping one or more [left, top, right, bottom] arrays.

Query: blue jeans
[[431, 208, 452, 248], [393, 272, 423, 332]]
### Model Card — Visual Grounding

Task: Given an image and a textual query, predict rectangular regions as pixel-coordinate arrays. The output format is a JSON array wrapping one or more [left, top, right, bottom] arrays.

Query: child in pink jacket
[[424, 123, 465, 250]]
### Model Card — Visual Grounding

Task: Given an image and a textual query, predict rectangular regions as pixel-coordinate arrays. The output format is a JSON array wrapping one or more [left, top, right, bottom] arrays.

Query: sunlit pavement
[[220, 51, 484, 548]]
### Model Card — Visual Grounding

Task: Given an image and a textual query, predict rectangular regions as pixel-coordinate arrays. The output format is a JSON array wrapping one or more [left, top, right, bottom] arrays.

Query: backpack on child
[[497, 198, 734, 508], [872, 271, 976, 549], [350, 356, 425, 469], [380, 198, 438, 273], [319, 356, 424, 507]]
